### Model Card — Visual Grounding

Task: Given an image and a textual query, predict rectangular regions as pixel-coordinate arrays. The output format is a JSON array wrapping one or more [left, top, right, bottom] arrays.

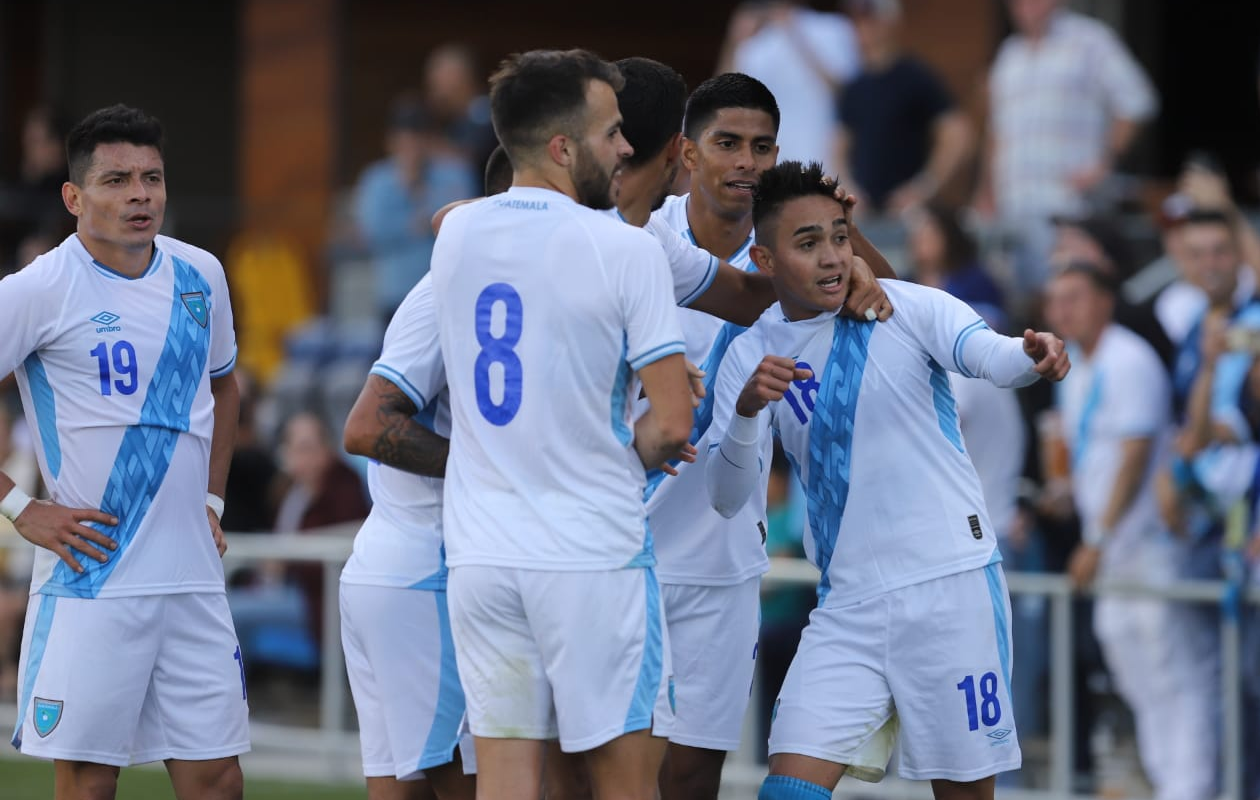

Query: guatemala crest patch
[[33, 698, 63, 737], [181, 292, 209, 328]]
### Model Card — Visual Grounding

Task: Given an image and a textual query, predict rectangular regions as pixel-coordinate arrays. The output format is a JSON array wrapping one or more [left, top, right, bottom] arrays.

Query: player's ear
[[750, 244, 775, 277], [680, 136, 699, 173], [61, 182, 81, 217], [663, 132, 683, 167], [546, 134, 572, 168]]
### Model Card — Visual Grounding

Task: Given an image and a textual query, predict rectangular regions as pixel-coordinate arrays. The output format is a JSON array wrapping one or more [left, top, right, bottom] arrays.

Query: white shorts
[[447, 565, 673, 753], [661, 577, 760, 750], [340, 583, 475, 779], [769, 564, 1021, 783], [12, 592, 250, 766]]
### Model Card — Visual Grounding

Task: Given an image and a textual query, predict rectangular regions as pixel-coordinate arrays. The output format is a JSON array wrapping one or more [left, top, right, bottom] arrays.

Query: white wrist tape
[[0, 485, 33, 522], [205, 493, 226, 519]]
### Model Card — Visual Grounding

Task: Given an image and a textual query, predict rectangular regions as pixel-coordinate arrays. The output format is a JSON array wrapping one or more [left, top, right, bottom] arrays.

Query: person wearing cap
[[351, 94, 477, 330], [1044, 260, 1217, 800], [832, 0, 973, 215]]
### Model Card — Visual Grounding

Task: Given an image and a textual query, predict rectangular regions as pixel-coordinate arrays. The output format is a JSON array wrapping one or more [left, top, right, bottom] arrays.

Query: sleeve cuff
[[370, 364, 427, 410], [628, 341, 685, 371]]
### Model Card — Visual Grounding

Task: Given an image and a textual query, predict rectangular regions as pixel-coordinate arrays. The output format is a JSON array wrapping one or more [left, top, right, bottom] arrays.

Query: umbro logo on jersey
[[986, 728, 1013, 742], [90, 311, 122, 333]]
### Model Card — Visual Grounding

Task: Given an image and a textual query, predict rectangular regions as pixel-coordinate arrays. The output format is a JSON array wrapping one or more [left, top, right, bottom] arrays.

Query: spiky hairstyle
[[752, 160, 841, 246]]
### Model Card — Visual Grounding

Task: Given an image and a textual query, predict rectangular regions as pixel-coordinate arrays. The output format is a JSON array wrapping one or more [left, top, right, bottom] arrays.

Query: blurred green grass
[[0, 758, 367, 799]]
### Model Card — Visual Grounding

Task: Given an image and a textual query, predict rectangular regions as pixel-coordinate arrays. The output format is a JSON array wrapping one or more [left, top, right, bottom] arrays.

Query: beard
[[572, 142, 617, 211]]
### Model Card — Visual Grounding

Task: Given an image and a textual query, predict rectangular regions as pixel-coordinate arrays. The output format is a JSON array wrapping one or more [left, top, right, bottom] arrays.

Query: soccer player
[[706, 161, 1069, 800], [645, 72, 890, 800], [4, 105, 247, 799], [341, 273, 475, 800], [429, 49, 693, 800]]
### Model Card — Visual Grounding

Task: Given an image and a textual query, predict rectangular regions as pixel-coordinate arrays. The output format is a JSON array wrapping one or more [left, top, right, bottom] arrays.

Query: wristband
[[0, 485, 33, 522], [205, 493, 226, 519]]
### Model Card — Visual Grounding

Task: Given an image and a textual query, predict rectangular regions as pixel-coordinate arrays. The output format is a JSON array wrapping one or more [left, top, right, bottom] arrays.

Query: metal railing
[[1, 528, 1257, 798]]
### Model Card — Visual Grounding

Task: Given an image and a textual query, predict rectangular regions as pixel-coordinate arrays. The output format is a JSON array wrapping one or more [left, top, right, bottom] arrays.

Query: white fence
[[2, 527, 1257, 799]]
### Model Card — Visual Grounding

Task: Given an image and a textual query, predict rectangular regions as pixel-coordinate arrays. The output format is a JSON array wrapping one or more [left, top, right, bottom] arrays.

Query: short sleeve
[[371, 275, 445, 408], [645, 215, 719, 308], [206, 256, 238, 378], [900, 282, 1038, 389], [1090, 25, 1157, 121], [0, 263, 59, 377], [1104, 349, 1169, 438], [618, 235, 686, 371]]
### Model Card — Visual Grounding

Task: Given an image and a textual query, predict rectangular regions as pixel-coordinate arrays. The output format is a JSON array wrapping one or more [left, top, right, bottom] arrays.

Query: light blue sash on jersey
[[806, 316, 873, 605]]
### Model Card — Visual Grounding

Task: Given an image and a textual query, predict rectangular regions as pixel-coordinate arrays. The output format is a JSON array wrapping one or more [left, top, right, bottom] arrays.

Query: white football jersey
[[647, 193, 769, 584], [340, 276, 451, 590], [710, 281, 1040, 606], [602, 208, 720, 308], [0, 234, 237, 598], [431, 187, 686, 570], [1058, 324, 1177, 575]]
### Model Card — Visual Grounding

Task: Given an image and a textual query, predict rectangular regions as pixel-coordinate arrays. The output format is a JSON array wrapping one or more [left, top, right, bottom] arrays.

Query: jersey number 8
[[474, 283, 523, 426]]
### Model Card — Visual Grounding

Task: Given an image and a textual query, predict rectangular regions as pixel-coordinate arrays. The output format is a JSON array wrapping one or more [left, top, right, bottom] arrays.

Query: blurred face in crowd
[[281, 412, 334, 492], [1181, 219, 1239, 307], [906, 209, 947, 283], [1008, 0, 1060, 38], [1044, 269, 1114, 350], [21, 110, 64, 179], [425, 48, 478, 120], [682, 108, 779, 222], [1051, 224, 1112, 275], [570, 79, 632, 210]]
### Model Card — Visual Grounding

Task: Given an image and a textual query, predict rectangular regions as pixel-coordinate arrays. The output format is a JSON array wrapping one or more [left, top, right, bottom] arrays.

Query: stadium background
[[0, 0, 1259, 797]]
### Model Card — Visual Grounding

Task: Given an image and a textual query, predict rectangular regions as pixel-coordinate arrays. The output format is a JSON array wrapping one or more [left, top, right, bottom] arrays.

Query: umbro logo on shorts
[[33, 697, 63, 738], [986, 728, 1013, 744]]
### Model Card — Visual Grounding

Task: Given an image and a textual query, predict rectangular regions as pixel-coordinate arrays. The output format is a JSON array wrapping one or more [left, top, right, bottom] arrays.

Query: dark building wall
[[38, 0, 240, 257]]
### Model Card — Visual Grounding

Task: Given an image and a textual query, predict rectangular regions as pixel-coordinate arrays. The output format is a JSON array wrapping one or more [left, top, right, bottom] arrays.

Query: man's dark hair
[[1055, 259, 1119, 296], [614, 57, 687, 168], [683, 72, 780, 141], [483, 143, 513, 195], [66, 104, 164, 185], [489, 49, 624, 163], [1181, 208, 1234, 233], [752, 160, 840, 246]]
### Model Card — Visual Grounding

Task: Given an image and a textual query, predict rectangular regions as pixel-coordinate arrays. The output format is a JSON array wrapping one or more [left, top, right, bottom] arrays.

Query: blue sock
[[758, 774, 832, 800]]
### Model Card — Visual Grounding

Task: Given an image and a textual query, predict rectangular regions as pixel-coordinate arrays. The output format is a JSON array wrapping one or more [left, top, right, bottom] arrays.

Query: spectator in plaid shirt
[[976, 0, 1157, 298]]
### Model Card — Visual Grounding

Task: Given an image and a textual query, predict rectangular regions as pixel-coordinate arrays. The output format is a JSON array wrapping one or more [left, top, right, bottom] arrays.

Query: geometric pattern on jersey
[[806, 316, 873, 604], [644, 320, 747, 503], [45, 256, 212, 597]]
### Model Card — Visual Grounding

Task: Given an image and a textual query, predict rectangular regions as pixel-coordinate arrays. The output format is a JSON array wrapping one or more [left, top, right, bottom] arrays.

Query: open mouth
[[818, 274, 846, 292], [727, 180, 756, 195]]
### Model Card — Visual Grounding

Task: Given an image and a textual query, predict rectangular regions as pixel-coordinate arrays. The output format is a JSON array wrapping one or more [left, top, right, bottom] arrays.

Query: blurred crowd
[[0, 0, 1258, 796]]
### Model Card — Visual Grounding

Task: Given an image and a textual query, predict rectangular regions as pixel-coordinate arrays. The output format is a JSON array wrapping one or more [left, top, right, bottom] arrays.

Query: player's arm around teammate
[[344, 373, 449, 477]]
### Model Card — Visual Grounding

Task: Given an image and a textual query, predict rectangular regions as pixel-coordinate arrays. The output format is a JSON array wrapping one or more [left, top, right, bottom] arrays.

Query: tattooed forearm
[[351, 375, 449, 478]]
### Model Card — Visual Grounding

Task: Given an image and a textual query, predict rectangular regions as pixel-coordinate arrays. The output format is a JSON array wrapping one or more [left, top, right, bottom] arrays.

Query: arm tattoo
[[370, 383, 450, 478]]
